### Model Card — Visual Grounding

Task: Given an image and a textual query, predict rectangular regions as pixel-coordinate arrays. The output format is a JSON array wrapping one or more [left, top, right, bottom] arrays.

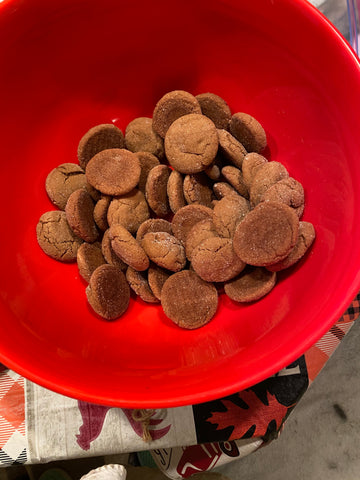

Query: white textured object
[[81, 464, 127, 480]]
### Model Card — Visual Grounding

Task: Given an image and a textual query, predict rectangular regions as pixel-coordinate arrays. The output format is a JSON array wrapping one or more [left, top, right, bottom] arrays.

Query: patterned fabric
[[0, 368, 27, 465], [0, 293, 359, 468]]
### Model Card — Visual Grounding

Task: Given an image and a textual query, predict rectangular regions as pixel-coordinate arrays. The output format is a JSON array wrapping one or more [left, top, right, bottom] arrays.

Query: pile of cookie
[[36, 90, 315, 329]]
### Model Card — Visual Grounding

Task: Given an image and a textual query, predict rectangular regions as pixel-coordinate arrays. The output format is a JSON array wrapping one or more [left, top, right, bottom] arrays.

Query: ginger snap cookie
[[45, 163, 88, 210], [242, 152, 268, 187], [196, 92, 232, 130], [142, 232, 186, 272], [183, 173, 214, 208], [65, 189, 99, 243], [125, 266, 159, 303], [224, 266, 276, 302], [152, 90, 202, 138], [185, 219, 218, 261], [101, 229, 127, 271], [86, 264, 130, 320], [217, 129, 247, 168], [147, 264, 172, 301], [145, 164, 171, 217], [167, 170, 186, 213], [233, 201, 299, 266], [221, 165, 249, 198], [213, 195, 250, 238], [165, 114, 218, 174], [171, 204, 213, 243], [136, 218, 173, 243], [212, 182, 240, 200], [267, 221, 315, 272], [229, 112, 267, 153], [77, 242, 106, 282], [107, 189, 150, 234], [250, 161, 289, 206], [77, 124, 125, 170], [125, 117, 164, 159], [135, 152, 160, 193], [86, 148, 141, 196], [93, 195, 111, 232], [161, 270, 218, 329], [191, 237, 246, 282], [36, 210, 83, 262], [109, 224, 149, 271], [263, 177, 305, 218]]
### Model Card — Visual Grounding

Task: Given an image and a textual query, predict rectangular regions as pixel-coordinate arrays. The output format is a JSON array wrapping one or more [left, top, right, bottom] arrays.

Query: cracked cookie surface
[[165, 113, 218, 173], [86, 148, 141, 196], [233, 201, 299, 266], [152, 90, 202, 138], [36, 210, 83, 262], [141, 232, 186, 272], [191, 236, 246, 282], [109, 224, 149, 271], [45, 163, 88, 210]]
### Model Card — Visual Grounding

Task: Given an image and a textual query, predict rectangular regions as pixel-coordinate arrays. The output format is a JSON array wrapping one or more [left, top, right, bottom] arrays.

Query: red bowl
[[0, 0, 360, 408]]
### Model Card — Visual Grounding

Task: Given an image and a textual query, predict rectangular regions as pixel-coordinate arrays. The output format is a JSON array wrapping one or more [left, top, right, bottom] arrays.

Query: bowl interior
[[0, 0, 360, 407]]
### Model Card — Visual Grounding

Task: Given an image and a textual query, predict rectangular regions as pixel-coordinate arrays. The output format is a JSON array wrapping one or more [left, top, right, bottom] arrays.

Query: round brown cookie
[[191, 237, 246, 282], [145, 164, 171, 217], [229, 113, 267, 153], [172, 204, 213, 244], [213, 182, 240, 200], [86, 264, 130, 320], [196, 92, 232, 130], [183, 173, 214, 208], [135, 152, 160, 193], [85, 148, 141, 196], [141, 232, 186, 272], [65, 189, 99, 243], [161, 270, 218, 329], [107, 189, 150, 234], [262, 177, 305, 218], [233, 201, 299, 266], [213, 195, 250, 238], [101, 229, 127, 271], [204, 163, 221, 181], [136, 218, 173, 243], [45, 163, 88, 210], [221, 165, 249, 198], [36, 210, 83, 262], [86, 182, 102, 203], [167, 170, 186, 213], [147, 264, 172, 301], [125, 266, 159, 303], [77, 124, 125, 170], [217, 129, 247, 168], [242, 153, 268, 187], [185, 219, 219, 261], [224, 266, 276, 302], [250, 161, 289, 206], [267, 221, 316, 272], [93, 195, 111, 232], [125, 117, 164, 159], [164, 114, 218, 174], [77, 242, 106, 282], [152, 90, 202, 138], [109, 224, 149, 271]]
